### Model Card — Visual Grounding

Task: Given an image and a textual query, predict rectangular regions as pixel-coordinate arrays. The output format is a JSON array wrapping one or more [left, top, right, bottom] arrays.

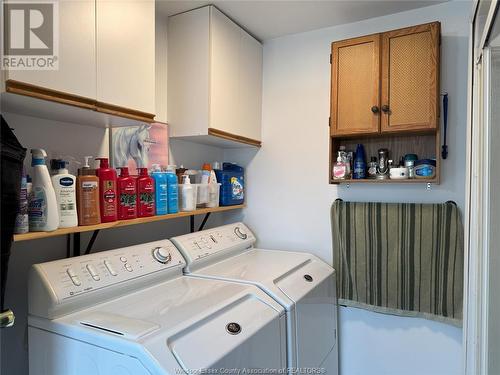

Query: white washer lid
[[41, 275, 286, 373]]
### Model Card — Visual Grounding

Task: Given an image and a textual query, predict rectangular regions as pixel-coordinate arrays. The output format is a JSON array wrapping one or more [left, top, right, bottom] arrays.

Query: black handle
[[381, 105, 390, 113], [371, 106, 379, 114]]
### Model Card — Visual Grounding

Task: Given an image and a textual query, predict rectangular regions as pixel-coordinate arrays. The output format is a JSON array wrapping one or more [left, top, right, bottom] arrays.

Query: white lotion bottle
[[51, 160, 78, 227], [29, 149, 59, 231], [181, 175, 195, 211]]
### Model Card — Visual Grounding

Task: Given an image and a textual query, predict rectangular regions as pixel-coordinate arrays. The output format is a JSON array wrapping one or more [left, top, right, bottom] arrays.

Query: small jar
[[367, 157, 378, 179]]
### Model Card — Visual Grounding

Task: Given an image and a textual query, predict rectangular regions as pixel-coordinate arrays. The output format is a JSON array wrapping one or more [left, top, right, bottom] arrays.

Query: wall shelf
[[13, 205, 245, 242], [330, 178, 437, 185]]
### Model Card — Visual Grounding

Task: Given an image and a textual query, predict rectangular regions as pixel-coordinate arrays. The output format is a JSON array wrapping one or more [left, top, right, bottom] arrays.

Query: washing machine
[[171, 223, 339, 374], [28, 239, 287, 374]]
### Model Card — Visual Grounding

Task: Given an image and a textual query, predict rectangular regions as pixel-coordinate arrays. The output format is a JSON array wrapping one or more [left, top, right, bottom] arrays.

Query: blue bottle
[[152, 164, 168, 215], [166, 165, 179, 214], [353, 144, 367, 179]]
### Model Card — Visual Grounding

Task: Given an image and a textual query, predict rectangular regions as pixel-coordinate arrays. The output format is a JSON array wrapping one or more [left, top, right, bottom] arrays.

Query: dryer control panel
[[29, 240, 185, 319], [171, 222, 256, 272]]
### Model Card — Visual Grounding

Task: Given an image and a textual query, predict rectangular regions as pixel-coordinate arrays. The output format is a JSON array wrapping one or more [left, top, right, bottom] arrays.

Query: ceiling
[[156, 0, 448, 41]]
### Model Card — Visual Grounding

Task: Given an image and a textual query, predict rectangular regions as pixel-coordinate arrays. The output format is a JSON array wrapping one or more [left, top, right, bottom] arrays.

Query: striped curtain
[[331, 201, 463, 326]]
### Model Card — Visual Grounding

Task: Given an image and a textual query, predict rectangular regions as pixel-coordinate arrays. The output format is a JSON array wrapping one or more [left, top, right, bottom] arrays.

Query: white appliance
[[171, 223, 339, 374], [28, 239, 287, 374]]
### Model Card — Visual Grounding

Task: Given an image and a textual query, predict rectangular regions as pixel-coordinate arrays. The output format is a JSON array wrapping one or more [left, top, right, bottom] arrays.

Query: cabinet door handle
[[381, 105, 390, 113], [371, 106, 380, 114]]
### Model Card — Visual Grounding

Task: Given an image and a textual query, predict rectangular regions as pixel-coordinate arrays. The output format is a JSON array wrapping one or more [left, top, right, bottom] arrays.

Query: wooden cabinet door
[[381, 22, 440, 132], [96, 0, 155, 115], [6, 0, 96, 98], [330, 34, 381, 136]]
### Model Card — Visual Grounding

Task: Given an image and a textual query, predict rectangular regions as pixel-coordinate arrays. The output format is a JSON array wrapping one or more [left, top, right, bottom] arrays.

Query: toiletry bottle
[[14, 168, 29, 234], [166, 165, 179, 214], [353, 144, 367, 179], [206, 170, 220, 208], [95, 157, 117, 222], [29, 149, 59, 231], [367, 157, 378, 179], [51, 160, 78, 228], [180, 174, 195, 211], [77, 156, 101, 226], [332, 152, 347, 180], [176, 165, 187, 184], [200, 163, 211, 184], [117, 167, 137, 220], [136, 167, 155, 217], [151, 164, 168, 215]]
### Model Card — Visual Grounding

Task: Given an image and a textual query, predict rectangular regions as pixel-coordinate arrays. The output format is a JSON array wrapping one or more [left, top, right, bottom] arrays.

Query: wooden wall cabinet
[[329, 22, 441, 184], [330, 21, 440, 137], [167, 5, 263, 148]]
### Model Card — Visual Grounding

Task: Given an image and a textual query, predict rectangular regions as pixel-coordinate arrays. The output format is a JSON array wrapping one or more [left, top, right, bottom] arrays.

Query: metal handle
[[371, 106, 379, 114], [381, 105, 390, 113]]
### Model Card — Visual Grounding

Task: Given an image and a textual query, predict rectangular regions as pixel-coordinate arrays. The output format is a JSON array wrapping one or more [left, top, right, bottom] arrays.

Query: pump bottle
[[51, 160, 78, 227], [77, 156, 101, 226]]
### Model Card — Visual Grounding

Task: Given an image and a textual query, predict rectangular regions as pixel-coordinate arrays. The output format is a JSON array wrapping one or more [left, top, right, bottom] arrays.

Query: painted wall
[[225, 2, 470, 374]]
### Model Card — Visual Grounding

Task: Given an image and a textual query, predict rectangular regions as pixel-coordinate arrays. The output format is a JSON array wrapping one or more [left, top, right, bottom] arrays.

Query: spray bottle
[[28, 149, 59, 231]]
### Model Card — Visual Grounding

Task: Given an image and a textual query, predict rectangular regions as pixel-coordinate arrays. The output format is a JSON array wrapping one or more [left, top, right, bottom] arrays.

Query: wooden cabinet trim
[[330, 34, 381, 137], [95, 102, 155, 123], [5, 80, 95, 110], [380, 21, 440, 133], [5, 80, 155, 123], [208, 128, 262, 147]]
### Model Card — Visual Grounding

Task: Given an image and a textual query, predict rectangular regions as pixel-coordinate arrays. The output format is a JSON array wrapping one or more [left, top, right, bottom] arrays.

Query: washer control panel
[[31, 240, 184, 303], [171, 223, 256, 270]]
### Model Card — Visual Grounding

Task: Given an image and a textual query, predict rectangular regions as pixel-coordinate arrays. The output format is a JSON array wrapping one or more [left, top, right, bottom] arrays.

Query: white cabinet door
[[210, 7, 240, 135], [6, 0, 96, 98], [96, 0, 155, 114], [238, 30, 262, 141]]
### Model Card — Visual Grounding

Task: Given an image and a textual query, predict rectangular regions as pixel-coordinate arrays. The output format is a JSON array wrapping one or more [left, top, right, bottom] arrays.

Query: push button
[[70, 276, 81, 287], [66, 268, 77, 278], [124, 263, 133, 272], [104, 260, 118, 276], [119, 256, 127, 263]]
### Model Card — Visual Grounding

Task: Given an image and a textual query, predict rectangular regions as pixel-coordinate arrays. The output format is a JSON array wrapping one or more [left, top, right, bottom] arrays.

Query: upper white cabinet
[[5, 0, 96, 99], [2, 0, 155, 122], [168, 6, 263, 147], [96, 0, 155, 115]]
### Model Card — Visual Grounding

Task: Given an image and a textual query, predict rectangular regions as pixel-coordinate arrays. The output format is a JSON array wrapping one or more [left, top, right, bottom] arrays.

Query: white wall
[[225, 2, 470, 374]]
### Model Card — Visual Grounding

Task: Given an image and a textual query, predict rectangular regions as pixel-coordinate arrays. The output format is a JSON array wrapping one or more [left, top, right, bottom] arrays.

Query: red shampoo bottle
[[136, 168, 155, 217], [117, 167, 137, 220], [95, 157, 117, 222]]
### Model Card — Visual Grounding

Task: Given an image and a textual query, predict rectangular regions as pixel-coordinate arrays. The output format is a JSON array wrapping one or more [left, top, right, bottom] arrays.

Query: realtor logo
[[2, 1, 59, 70]]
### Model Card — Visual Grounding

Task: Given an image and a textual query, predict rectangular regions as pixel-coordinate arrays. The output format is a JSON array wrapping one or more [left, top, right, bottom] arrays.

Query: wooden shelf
[[13, 205, 244, 242], [331, 178, 437, 185]]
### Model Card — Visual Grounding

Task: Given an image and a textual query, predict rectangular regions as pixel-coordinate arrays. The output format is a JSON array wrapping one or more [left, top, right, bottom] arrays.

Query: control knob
[[152, 247, 172, 264], [234, 226, 248, 240]]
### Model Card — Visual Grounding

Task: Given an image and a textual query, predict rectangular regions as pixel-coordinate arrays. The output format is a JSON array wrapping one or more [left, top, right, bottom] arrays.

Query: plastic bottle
[[28, 149, 59, 231], [353, 144, 367, 179], [180, 174, 195, 212], [51, 160, 78, 228], [166, 165, 179, 214], [95, 157, 117, 222], [77, 156, 101, 226], [14, 168, 29, 234], [117, 167, 137, 220], [332, 152, 348, 180], [206, 170, 220, 208], [151, 164, 168, 215], [136, 167, 155, 217]]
